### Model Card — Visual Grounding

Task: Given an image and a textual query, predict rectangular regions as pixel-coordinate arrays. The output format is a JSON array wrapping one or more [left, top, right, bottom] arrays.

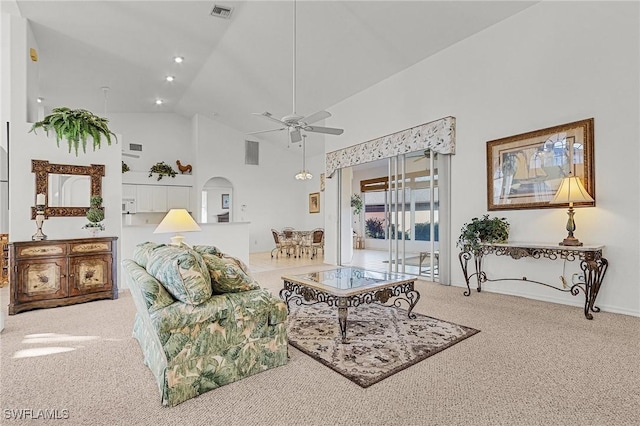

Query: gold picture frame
[[309, 192, 320, 213], [487, 118, 595, 211]]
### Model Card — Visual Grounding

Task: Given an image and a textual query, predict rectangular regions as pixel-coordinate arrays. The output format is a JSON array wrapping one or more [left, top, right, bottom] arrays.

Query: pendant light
[[295, 134, 313, 180]]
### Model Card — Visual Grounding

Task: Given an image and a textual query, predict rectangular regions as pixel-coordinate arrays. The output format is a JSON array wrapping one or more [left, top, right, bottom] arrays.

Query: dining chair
[[281, 227, 299, 257], [308, 228, 324, 259], [271, 229, 293, 258]]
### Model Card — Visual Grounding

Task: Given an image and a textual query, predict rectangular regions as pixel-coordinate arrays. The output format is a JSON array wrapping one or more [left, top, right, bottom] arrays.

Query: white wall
[[25, 20, 39, 123], [301, 151, 326, 231], [192, 114, 314, 252], [324, 1, 640, 316], [108, 112, 193, 177]]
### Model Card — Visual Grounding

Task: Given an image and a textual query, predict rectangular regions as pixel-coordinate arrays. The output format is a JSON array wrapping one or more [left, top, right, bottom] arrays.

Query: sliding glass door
[[342, 150, 441, 282]]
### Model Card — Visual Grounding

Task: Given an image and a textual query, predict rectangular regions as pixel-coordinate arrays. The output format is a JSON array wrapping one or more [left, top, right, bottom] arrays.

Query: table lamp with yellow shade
[[549, 174, 594, 246], [154, 209, 201, 246]]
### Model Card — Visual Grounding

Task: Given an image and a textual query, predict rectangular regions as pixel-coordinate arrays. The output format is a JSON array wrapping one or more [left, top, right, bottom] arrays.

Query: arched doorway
[[201, 177, 233, 223]]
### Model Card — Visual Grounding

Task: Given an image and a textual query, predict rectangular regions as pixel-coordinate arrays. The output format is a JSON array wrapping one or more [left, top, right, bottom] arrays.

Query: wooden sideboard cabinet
[[8, 237, 118, 315]]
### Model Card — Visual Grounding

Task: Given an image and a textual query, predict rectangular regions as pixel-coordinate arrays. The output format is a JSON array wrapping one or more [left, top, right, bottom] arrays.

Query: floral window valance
[[325, 116, 456, 177]]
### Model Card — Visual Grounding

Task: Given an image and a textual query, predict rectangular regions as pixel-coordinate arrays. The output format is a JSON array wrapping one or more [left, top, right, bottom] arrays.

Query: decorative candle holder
[[32, 204, 47, 241]]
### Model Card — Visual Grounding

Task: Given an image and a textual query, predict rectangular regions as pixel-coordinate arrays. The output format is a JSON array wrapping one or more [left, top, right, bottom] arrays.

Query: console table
[[458, 242, 608, 320]]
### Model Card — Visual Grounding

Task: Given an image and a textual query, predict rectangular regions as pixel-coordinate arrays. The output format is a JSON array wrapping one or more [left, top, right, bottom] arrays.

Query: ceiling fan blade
[[246, 128, 287, 135], [305, 126, 344, 135], [302, 110, 331, 125], [290, 129, 302, 144], [252, 112, 288, 126]]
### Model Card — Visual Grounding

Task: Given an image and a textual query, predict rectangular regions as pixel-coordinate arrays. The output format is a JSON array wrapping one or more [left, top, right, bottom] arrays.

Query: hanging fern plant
[[30, 107, 116, 156]]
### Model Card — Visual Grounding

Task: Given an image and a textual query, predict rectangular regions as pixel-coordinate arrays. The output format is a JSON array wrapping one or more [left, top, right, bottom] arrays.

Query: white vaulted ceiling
[[15, 0, 536, 149]]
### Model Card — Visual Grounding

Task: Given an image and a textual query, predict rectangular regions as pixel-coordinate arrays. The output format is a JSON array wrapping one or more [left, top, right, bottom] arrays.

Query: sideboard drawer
[[17, 243, 67, 258], [70, 241, 111, 254]]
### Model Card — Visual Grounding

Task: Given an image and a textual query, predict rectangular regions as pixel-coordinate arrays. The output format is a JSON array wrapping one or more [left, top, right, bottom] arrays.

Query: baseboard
[[450, 282, 640, 318]]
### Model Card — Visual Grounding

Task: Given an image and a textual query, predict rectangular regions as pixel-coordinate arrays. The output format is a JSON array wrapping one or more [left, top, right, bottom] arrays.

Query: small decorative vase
[[87, 227, 100, 238]]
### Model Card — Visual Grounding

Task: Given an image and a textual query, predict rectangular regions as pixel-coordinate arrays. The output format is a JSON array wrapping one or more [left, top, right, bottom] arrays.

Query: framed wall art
[[221, 194, 230, 209], [309, 192, 320, 214], [487, 118, 595, 211]]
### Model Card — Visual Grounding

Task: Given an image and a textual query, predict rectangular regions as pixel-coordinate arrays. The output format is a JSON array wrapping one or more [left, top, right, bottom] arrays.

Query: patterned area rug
[[287, 303, 479, 387]]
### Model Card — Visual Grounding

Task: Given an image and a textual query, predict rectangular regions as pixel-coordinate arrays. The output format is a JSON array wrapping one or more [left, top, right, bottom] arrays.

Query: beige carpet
[[1, 263, 639, 426]]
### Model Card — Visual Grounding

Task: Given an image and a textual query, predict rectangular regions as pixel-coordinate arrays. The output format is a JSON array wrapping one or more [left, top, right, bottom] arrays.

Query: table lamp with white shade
[[154, 209, 201, 246], [549, 174, 594, 246]]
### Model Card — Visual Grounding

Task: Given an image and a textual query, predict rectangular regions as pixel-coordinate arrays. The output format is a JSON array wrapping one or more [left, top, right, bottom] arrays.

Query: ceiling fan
[[248, 0, 343, 145]]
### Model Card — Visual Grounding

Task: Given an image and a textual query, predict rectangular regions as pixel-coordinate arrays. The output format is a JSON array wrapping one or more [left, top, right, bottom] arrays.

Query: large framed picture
[[487, 118, 595, 211], [309, 192, 320, 213]]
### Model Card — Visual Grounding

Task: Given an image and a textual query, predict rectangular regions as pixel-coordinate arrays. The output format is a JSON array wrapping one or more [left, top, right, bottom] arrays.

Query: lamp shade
[[154, 209, 201, 245], [550, 176, 594, 204]]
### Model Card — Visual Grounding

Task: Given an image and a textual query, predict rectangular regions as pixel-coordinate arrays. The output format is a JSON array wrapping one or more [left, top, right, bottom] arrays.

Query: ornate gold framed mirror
[[31, 160, 105, 218]]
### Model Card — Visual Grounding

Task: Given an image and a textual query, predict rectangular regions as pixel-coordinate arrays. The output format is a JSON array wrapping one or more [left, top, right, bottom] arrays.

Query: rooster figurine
[[176, 160, 192, 174]]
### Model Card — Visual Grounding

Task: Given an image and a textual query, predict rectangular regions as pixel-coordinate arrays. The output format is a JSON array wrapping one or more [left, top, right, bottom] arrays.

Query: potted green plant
[[83, 195, 105, 236], [457, 214, 509, 254], [351, 194, 363, 215], [148, 161, 177, 181], [30, 107, 116, 156]]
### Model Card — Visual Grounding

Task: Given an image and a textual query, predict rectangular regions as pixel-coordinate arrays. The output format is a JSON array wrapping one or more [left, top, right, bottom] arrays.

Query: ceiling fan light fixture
[[294, 134, 312, 180], [295, 170, 313, 180]]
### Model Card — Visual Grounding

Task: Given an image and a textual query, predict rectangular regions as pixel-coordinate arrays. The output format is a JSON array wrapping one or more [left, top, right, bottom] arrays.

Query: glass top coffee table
[[280, 267, 420, 343]]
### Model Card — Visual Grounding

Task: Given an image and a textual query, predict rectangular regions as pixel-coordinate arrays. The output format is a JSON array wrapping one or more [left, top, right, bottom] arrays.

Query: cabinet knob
[[60, 274, 66, 278]]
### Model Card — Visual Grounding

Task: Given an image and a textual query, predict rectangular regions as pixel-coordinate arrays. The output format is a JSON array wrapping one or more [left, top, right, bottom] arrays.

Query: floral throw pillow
[[193, 245, 223, 258], [200, 253, 260, 294], [146, 245, 212, 305]]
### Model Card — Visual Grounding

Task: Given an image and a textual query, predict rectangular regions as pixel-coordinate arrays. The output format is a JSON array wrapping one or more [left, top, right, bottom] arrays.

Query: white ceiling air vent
[[123, 143, 142, 158], [211, 4, 233, 19]]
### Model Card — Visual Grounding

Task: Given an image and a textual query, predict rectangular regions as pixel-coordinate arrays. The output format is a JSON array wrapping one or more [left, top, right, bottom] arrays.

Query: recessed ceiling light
[[165, 76, 175, 82], [173, 56, 183, 64], [155, 99, 164, 105]]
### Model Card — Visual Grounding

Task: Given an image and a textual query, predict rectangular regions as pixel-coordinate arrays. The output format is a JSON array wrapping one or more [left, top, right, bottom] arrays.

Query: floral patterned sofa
[[122, 242, 288, 406]]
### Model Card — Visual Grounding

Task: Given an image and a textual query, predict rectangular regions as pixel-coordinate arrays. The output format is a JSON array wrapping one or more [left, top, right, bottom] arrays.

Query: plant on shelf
[[457, 214, 509, 254], [122, 161, 130, 173], [83, 195, 105, 234], [29, 107, 116, 156], [351, 194, 363, 215], [149, 161, 177, 181]]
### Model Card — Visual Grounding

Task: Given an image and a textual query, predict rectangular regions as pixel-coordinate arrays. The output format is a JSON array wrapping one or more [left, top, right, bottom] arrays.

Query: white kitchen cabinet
[[122, 184, 136, 199], [167, 186, 190, 210], [136, 185, 168, 212], [123, 184, 191, 213]]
